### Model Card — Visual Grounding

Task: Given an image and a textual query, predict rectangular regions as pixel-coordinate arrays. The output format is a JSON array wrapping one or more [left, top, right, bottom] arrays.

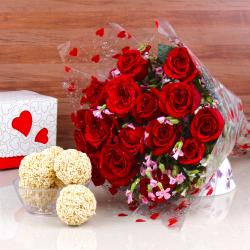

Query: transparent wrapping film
[[58, 19, 249, 229]]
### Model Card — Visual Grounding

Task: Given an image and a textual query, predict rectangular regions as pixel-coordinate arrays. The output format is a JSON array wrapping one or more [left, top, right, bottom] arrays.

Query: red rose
[[99, 143, 138, 187], [190, 107, 225, 142], [74, 129, 87, 153], [84, 111, 116, 149], [73, 109, 116, 152], [81, 76, 105, 108], [119, 126, 144, 156], [71, 109, 89, 130], [90, 154, 105, 186], [117, 49, 148, 80], [132, 92, 159, 122], [74, 130, 105, 186], [145, 120, 179, 156], [139, 170, 176, 203], [105, 75, 141, 117], [163, 47, 198, 83], [159, 82, 201, 119], [179, 137, 205, 165]]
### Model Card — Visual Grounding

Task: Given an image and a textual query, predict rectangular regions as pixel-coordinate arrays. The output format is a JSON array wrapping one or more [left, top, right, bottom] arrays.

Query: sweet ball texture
[[19, 152, 56, 189], [19, 146, 64, 189], [56, 185, 97, 226], [54, 149, 92, 185], [42, 146, 64, 159]]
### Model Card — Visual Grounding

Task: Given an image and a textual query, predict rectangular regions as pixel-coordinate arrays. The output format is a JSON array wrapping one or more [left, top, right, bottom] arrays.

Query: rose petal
[[135, 219, 146, 222], [117, 213, 128, 217], [168, 218, 178, 227], [150, 213, 160, 220]]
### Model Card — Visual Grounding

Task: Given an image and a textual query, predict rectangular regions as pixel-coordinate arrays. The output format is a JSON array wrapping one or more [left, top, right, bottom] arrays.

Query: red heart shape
[[206, 187, 213, 196], [96, 27, 104, 37], [117, 30, 126, 38], [35, 128, 48, 144], [12, 111, 32, 137], [69, 47, 78, 57], [67, 82, 76, 92], [64, 66, 71, 73], [91, 54, 100, 63], [155, 19, 159, 28]]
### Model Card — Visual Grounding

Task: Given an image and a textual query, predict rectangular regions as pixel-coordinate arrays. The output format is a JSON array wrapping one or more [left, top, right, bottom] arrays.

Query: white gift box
[[0, 90, 57, 169]]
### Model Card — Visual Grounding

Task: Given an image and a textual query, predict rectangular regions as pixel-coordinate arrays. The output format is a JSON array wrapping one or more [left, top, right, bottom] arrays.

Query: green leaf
[[145, 171, 152, 179], [147, 184, 153, 192], [138, 43, 147, 52], [170, 119, 180, 125], [194, 177, 204, 188], [157, 44, 173, 64], [186, 169, 201, 175], [159, 163, 165, 173], [172, 165, 179, 177], [131, 178, 140, 192], [157, 182, 164, 191]]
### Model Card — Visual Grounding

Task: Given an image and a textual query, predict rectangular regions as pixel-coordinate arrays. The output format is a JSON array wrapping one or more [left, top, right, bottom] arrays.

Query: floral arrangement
[[72, 45, 225, 207], [59, 20, 249, 224]]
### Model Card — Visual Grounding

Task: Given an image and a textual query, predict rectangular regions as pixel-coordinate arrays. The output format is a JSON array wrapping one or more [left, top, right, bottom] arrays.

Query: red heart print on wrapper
[[96, 27, 104, 37], [12, 111, 32, 137], [69, 47, 78, 57], [117, 30, 126, 38], [91, 54, 100, 63], [35, 128, 49, 144]]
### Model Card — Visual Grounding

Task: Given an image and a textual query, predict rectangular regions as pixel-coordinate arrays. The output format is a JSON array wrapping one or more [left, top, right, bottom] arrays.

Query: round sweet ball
[[42, 146, 64, 159], [54, 149, 92, 185], [56, 185, 97, 226], [19, 152, 55, 189]]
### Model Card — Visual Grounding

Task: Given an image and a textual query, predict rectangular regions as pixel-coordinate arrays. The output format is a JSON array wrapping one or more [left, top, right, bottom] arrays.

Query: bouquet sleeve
[[58, 19, 249, 228]]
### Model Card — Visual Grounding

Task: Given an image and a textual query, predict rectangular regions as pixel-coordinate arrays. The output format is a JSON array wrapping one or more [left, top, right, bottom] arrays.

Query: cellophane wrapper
[[58, 19, 249, 229]]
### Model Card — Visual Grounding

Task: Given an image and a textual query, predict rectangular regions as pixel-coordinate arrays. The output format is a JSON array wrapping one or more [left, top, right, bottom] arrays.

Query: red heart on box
[[35, 128, 48, 144], [12, 111, 32, 137]]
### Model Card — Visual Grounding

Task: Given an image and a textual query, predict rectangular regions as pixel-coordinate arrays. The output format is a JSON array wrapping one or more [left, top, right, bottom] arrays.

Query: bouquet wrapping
[[58, 19, 249, 228]]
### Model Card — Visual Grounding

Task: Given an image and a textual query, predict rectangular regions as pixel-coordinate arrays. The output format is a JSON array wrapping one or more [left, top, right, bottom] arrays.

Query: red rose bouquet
[[58, 19, 249, 227]]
